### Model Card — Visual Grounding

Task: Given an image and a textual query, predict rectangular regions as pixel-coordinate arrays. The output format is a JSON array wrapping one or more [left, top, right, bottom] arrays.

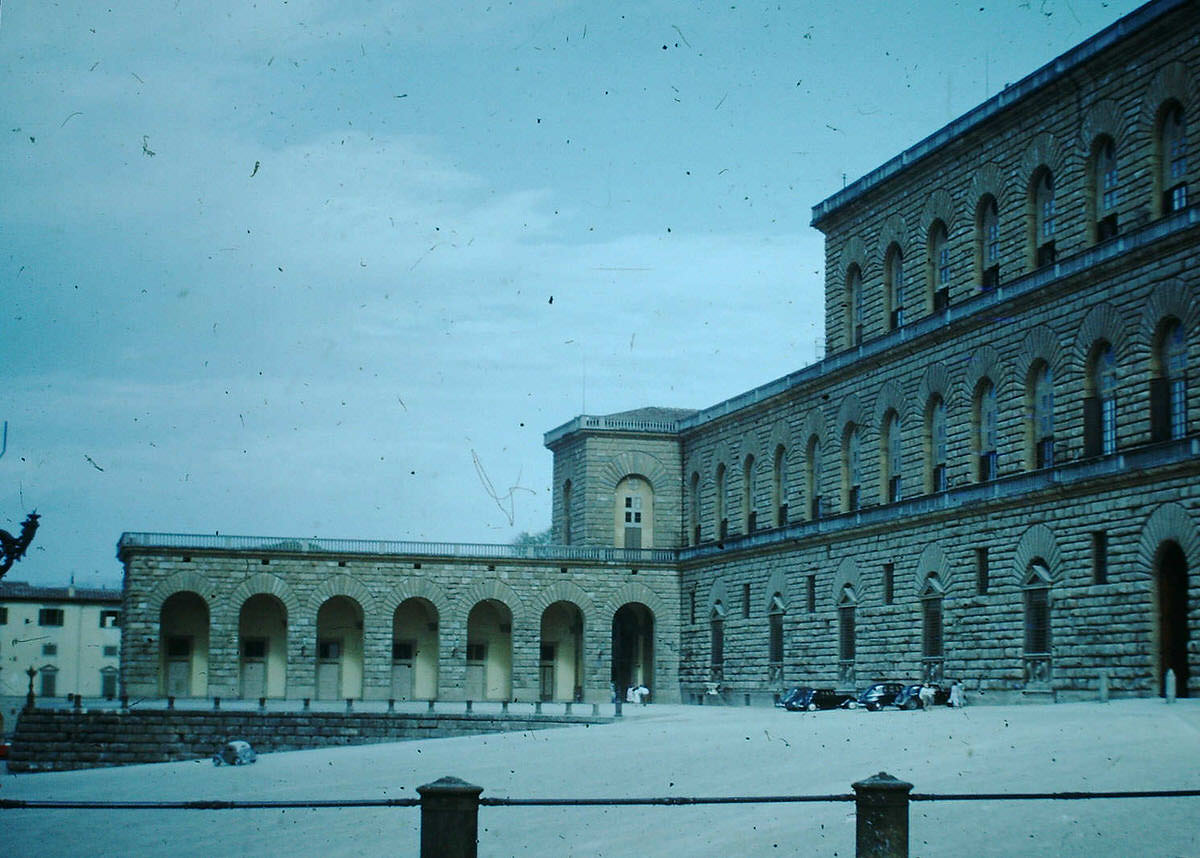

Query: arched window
[[710, 601, 725, 681], [1152, 320, 1189, 442], [838, 585, 856, 688], [561, 480, 572, 545], [689, 472, 701, 546], [881, 410, 902, 503], [1159, 102, 1188, 214], [768, 593, 785, 684], [885, 245, 905, 330], [715, 463, 728, 540], [973, 380, 998, 481], [920, 573, 944, 683], [926, 396, 948, 493], [742, 454, 757, 533], [1084, 343, 1118, 457], [978, 195, 1001, 291], [928, 220, 951, 312], [806, 435, 823, 520], [772, 445, 788, 527], [1023, 561, 1052, 685], [842, 424, 862, 512], [1026, 362, 1055, 469], [845, 265, 864, 348], [1091, 136, 1120, 241], [1030, 167, 1056, 267], [615, 475, 653, 549]]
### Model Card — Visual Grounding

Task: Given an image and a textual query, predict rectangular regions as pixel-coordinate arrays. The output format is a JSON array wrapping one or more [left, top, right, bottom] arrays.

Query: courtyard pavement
[[2, 698, 1199, 857]]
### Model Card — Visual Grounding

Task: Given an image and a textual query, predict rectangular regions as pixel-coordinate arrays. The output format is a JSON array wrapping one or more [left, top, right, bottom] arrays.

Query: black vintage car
[[855, 682, 908, 711], [893, 683, 951, 710], [779, 687, 856, 711]]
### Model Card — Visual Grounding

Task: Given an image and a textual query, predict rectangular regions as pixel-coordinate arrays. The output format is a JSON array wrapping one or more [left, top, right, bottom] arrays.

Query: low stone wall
[[8, 707, 606, 773]]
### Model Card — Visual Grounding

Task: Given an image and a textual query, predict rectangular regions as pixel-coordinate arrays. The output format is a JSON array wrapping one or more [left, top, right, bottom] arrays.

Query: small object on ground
[[212, 740, 257, 766]]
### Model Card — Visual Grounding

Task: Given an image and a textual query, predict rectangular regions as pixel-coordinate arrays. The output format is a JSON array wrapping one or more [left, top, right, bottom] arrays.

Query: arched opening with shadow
[[1154, 541, 1190, 698], [315, 596, 364, 700], [159, 591, 209, 698], [238, 594, 287, 699], [612, 602, 654, 701], [466, 599, 513, 701], [539, 601, 584, 702], [392, 597, 439, 700]]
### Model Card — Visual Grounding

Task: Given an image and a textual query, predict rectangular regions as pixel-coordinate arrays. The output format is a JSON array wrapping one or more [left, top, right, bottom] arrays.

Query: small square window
[[0, 607, 7, 624], [883, 563, 895, 605], [742, 583, 751, 619], [466, 643, 486, 662], [103, 645, 119, 657], [100, 610, 121, 629], [1092, 531, 1108, 584], [806, 576, 816, 614], [976, 548, 989, 595], [38, 608, 64, 627], [42, 643, 58, 656], [393, 641, 414, 661]]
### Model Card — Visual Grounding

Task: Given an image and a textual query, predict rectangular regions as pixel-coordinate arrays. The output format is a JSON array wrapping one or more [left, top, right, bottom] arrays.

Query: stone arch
[[1017, 325, 1065, 377], [1142, 61, 1198, 137], [1136, 503, 1200, 576], [839, 235, 870, 279], [878, 213, 909, 258], [527, 580, 597, 621], [1012, 524, 1063, 584], [379, 577, 453, 621], [711, 440, 735, 481], [768, 419, 793, 454], [308, 574, 375, 617], [914, 543, 954, 596], [964, 344, 1010, 398], [456, 579, 526, 628], [1139, 279, 1198, 344], [917, 362, 956, 409], [968, 162, 1011, 212], [835, 393, 868, 434], [706, 577, 729, 616], [147, 570, 218, 615], [800, 406, 827, 442], [1071, 302, 1132, 376], [227, 572, 301, 621], [602, 581, 670, 621], [830, 556, 862, 605], [599, 451, 670, 494], [764, 567, 788, 612], [872, 378, 910, 426], [1019, 131, 1068, 181], [1080, 98, 1133, 154], [921, 188, 958, 236]]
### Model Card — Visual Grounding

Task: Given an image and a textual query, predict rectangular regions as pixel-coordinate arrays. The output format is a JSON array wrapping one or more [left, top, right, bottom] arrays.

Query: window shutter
[[1150, 377, 1170, 443], [1083, 396, 1102, 457]]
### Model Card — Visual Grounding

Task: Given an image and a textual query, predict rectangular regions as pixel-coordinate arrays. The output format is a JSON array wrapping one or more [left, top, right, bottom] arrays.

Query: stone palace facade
[[120, 0, 1198, 706]]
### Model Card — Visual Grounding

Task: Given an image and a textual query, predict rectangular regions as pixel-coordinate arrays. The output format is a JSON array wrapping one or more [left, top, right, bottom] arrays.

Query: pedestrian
[[918, 683, 936, 710], [949, 679, 965, 708], [626, 684, 637, 704], [636, 684, 650, 705]]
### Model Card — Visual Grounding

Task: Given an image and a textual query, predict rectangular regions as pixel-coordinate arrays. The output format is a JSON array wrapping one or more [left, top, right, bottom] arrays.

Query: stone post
[[1165, 669, 1177, 703], [1098, 669, 1109, 703], [24, 666, 36, 712], [614, 699, 622, 717], [853, 772, 913, 858], [418, 776, 483, 858]]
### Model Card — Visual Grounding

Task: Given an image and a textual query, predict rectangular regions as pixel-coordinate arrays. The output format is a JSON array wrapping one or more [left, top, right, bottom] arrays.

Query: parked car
[[780, 687, 857, 711], [894, 683, 951, 710], [212, 740, 257, 766], [855, 682, 908, 711]]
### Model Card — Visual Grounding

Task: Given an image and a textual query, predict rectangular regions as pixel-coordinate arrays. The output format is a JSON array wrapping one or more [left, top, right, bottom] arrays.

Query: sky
[[2, 0, 1146, 588]]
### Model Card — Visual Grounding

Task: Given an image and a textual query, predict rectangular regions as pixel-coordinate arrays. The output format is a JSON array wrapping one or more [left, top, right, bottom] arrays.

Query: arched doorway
[[466, 599, 512, 700], [1155, 541, 1190, 697], [392, 598, 439, 700], [159, 591, 209, 697], [238, 594, 287, 699], [540, 602, 584, 702], [612, 602, 654, 701], [315, 596, 364, 700]]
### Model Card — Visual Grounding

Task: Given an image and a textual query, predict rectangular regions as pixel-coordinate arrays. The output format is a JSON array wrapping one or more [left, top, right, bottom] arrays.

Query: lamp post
[[25, 665, 37, 711]]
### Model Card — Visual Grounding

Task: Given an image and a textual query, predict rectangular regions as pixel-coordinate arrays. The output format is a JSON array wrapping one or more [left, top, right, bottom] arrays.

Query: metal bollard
[[259, 696, 267, 711], [592, 703, 600, 716], [853, 772, 913, 858], [534, 701, 542, 715], [167, 696, 175, 710], [388, 698, 395, 713], [465, 699, 473, 713], [427, 699, 436, 713], [565, 702, 573, 715], [302, 697, 310, 711], [346, 697, 354, 712], [418, 776, 483, 858], [501, 701, 509, 714], [614, 699, 622, 717], [73, 693, 83, 710], [213, 696, 221, 710]]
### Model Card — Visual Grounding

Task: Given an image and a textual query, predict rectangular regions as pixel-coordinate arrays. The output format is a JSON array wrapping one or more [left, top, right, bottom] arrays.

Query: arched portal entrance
[[315, 596, 364, 700], [539, 601, 583, 702], [1155, 541, 1190, 697], [159, 591, 209, 697], [392, 598, 439, 700], [238, 594, 287, 699], [612, 602, 654, 701], [466, 599, 512, 700]]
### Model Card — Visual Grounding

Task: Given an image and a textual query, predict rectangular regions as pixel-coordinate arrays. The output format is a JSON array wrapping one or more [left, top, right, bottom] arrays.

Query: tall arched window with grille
[[561, 480, 572, 545], [767, 593, 785, 685], [845, 265, 863, 348], [838, 585, 856, 688], [772, 445, 788, 527], [742, 454, 756, 533], [1151, 319, 1189, 442], [715, 463, 728, 540], [1091, 136, 1120, 241], [1027, 362, 1055, 469], [926, 396, 947, 492], [1023, 561, 1053, 685], [920, 573, 944, 683], [1030, 167, 1057, 267], [928, 220, 951, 312], [842, 424, 861, 512], [806, 435, 823, 520], [977, 195, 1001, 291], [689, 472, 701, 546], [1159, 102, 1188, 214], [886, 245, 905, 330], [709, 601, 725, 682], [880, 410, 903, 503], [974, 380, 998, 481], [1084, 343, 1118, 457]]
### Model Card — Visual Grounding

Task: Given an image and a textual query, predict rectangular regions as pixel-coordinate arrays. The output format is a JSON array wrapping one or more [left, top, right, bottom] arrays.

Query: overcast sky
[[3, 0, 1144, 588]]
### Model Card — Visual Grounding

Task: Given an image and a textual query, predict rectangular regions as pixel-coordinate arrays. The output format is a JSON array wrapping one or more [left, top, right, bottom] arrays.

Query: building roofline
[[0, 581, 122, 604], [810, 0, 1186, 228]]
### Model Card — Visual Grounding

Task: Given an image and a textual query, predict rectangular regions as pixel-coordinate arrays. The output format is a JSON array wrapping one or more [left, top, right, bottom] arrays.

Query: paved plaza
[[3, 698, 1199, 857]]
